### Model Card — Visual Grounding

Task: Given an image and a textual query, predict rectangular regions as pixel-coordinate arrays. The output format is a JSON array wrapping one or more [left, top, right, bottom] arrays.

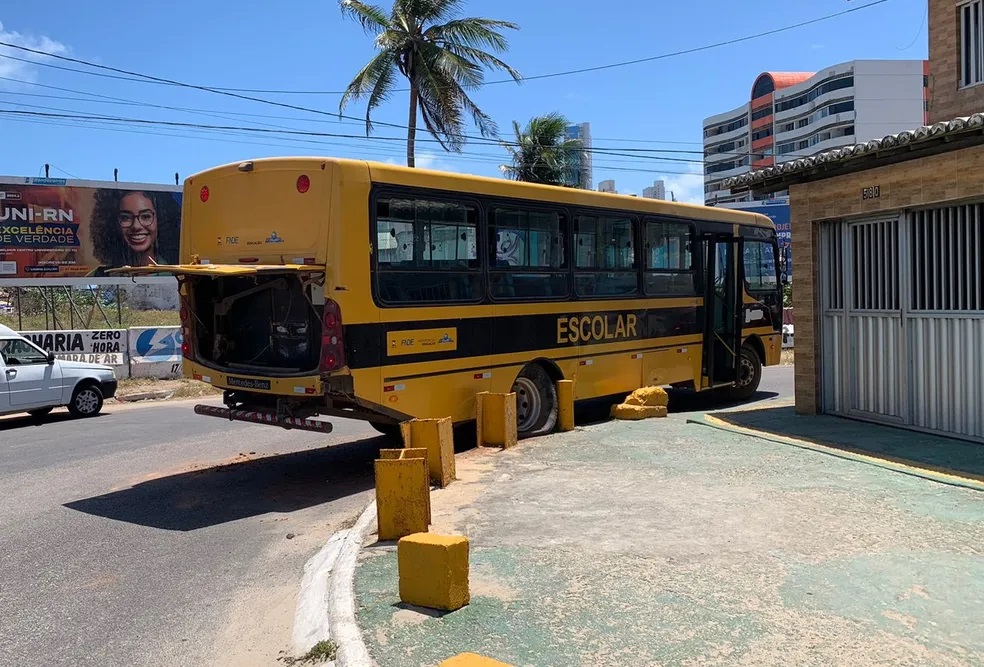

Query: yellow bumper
[[183, 360, 322, 397]]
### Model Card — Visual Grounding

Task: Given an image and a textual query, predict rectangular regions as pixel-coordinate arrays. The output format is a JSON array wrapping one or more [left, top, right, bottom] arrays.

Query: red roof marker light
[[296, 175, 310, 193], [200, 185, 210, 202]]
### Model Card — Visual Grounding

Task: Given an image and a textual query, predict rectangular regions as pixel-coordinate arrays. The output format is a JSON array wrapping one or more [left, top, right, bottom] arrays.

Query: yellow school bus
[[113, 157, 783, 438]]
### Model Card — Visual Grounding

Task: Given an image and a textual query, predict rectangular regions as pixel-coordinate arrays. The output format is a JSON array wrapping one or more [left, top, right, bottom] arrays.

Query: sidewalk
[[353, 406, 984, 667]]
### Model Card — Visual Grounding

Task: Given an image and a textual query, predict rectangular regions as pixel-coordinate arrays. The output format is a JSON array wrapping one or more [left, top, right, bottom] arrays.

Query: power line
[[0, 0, 888, 95], [0, 105, 717, 169], [0, 82, 878, 166], [0, 0, 889, 104], [3, 114, 706, 180], [0, 0, 894, 163], [0, 93, 876, 169], [0, 83, 712, 156]]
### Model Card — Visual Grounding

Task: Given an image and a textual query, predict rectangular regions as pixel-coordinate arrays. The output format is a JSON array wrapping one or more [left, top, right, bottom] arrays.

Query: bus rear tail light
[[320, 300, 346, 372]]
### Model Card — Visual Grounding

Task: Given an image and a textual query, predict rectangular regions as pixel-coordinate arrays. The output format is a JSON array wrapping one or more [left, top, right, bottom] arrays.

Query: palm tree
[[338, 0, 521, 167], [500, 113, 584, 187]]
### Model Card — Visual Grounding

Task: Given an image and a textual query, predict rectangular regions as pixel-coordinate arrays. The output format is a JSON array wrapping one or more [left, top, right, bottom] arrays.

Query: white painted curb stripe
[[328, 501, 378, 667], [291, 498, 378, 667], [292, 531, 346, 652]]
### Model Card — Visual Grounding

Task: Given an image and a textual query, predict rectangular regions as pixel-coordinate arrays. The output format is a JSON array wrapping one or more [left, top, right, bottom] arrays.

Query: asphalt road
[[0, 398, 384, 667], [0, 365, 793, 667]]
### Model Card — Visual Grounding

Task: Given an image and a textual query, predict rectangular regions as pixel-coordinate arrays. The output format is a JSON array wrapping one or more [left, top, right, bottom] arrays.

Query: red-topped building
[[703, 61, 928, 205]]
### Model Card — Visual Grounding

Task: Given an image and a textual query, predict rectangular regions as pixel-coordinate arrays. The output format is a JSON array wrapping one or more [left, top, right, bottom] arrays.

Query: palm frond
[[503, 113, 584, 185], [338, 50, 398, 127], [425, 18, 519, 53], [418, 40, 484, 88], [364, 53, 398, 134], [410, 0, 466, 24], [442, 43, 521, 82], [338, 0, 390, 34]]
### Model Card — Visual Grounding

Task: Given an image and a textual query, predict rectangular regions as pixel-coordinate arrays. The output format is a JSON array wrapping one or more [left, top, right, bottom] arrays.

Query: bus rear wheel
[[511, 364, 558, 438]]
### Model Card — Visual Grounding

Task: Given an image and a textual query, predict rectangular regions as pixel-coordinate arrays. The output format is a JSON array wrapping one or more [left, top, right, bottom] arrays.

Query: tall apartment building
[[564, 122, 593, 189], [703, 60, 929, 205], [642, 180, 666, 200], [598, 179, 616, 193]]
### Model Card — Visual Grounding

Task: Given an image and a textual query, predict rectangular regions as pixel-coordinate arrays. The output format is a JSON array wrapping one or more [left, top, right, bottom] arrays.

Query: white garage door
[[818, 204, 984, 442]]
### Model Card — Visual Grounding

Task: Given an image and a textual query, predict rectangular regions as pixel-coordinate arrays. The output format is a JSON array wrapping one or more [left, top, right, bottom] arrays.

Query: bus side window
[[374, 196, 483, 305], [489, 206, 569, 300], [574, 214, 638, 298], [643, 219, 696, 297]]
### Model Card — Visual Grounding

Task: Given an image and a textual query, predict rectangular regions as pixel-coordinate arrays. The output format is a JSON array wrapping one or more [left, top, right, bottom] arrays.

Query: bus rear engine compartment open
[[180, 271, 353, 432], [189, 273, 323, 376]]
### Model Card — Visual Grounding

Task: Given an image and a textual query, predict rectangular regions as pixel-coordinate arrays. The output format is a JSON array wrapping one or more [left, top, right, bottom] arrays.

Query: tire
[[68, 383, 104, 418], [370, 422, 402, 442], [28, 407, 54, 418], [511, 363, 558, 438], [729, 344, 763, 401]]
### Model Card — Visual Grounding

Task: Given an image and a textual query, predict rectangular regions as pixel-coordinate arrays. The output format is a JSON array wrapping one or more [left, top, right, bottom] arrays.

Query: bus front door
[[701, 234, 742, 388]]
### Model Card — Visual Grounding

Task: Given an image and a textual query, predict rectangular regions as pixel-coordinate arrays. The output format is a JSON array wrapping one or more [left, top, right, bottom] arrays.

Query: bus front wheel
[[511, 364, 558, 438], [729, 344, 763, 401]]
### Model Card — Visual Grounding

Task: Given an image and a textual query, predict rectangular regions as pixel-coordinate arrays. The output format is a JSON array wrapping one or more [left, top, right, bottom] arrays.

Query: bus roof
[[190, 156, 775, 229]]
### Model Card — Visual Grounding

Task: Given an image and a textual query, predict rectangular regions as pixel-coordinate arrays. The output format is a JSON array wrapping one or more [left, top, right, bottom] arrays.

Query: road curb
[[115, 390, 174, 402], [292, 497, 378, 666], [328, 499, 378, 667], [688, 415, 984, 493]]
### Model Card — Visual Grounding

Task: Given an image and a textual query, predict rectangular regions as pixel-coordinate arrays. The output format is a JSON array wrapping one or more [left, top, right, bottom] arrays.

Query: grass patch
[[278, 640, 338, 665]]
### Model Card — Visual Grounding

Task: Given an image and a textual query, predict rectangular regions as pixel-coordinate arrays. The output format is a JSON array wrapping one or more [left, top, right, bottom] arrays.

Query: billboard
[[0, 176, 182, 279]]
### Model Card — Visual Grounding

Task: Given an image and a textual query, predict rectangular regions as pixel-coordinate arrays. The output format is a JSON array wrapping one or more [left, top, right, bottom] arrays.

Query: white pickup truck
[[0, 324, 118, 419]]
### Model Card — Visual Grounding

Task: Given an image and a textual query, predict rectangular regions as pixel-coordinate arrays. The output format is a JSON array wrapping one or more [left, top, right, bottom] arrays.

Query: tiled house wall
[[928, 0, 984, 123], [788, 143, 984, 413]]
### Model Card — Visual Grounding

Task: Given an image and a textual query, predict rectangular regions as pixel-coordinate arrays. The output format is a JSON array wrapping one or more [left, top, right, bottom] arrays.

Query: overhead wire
[[0, 0, 888, 95], [2, 114, 706, 179], [0, 82, 894, 165], [0, 0, 892, 144], [0, 0, 894, 189]]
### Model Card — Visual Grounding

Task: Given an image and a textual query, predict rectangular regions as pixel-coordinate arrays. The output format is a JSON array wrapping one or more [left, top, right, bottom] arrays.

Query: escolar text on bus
[[557, 314, 638, 345]]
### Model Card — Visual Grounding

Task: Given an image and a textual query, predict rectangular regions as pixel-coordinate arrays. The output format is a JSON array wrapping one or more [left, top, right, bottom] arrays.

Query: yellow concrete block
[[379, 448, 428, 460], [374, 458, 431, 541], [401, 418, 456, 488], [556, 380, 575, 432], [610, 403, 668, 420], [624, 385, 669, 408], [439, 653, 514, 666], [398, 532, 470, 612], [477, 392, 518, 449]]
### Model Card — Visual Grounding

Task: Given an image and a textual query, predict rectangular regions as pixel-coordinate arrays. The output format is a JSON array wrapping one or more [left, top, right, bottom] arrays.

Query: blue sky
[[0, 0, 927, 203]]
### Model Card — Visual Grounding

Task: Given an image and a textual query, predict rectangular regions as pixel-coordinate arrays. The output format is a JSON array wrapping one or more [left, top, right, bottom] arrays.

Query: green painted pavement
[[706, 405, 984, 485], [354, 411, 984, 667]]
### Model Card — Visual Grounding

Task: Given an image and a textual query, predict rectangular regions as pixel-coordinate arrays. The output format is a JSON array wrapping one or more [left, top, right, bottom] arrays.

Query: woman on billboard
[[87, 189, 181, 276]]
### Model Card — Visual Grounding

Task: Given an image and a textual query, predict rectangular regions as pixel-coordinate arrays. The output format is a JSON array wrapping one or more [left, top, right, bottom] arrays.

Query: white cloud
[[415, 152, 460, 173], [0, 21, 68, 85], [657, 165, 705, 205]]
